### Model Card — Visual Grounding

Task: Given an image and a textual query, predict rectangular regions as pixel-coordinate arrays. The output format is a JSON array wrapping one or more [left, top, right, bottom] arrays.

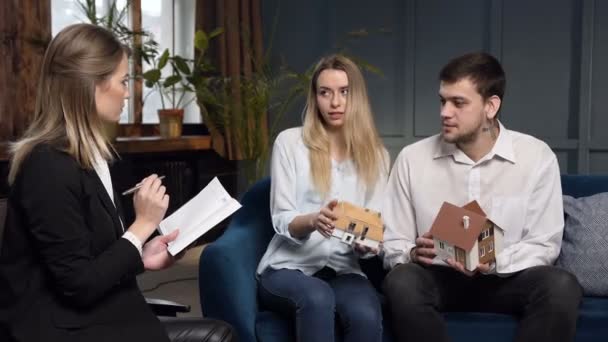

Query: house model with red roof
[[331, 201, 383, 249], [430, 200, 504, 271]]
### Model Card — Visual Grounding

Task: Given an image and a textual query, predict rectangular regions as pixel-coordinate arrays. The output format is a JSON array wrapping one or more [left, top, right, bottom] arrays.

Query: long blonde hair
[[302, 54, 386, 197], [9, 23, 129, 185]]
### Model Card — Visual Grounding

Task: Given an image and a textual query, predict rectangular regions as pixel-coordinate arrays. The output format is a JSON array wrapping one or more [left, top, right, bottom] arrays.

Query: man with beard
[[381, 52, 582, 342]]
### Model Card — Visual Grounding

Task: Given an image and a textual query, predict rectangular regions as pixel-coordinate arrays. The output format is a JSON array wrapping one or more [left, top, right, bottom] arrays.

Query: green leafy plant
[[194, 48, 306, 185], [142, 28, 223, 110], [77, 0, 158, 64], [141, 49, 193, 110]]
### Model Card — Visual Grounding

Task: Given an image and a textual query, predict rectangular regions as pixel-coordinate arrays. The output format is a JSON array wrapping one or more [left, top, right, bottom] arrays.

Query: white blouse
[[92, 151, 115, 205], [256, 127, 389, 277]]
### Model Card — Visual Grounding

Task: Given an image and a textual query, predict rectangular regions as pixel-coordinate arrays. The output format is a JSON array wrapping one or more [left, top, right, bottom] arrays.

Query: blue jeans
[[258, 267, 383, 342]]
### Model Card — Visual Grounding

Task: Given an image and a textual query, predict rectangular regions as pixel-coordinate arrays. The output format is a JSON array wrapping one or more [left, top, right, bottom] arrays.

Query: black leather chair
[[0, 198, 236, 342]]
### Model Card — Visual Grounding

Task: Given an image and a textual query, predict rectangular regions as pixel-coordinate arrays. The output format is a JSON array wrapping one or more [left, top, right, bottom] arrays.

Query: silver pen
[[121, 175, 166, 196]]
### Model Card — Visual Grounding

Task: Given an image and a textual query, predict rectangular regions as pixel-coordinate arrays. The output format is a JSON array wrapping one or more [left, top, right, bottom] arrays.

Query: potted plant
[[142, 27, 223, 138], [141, 49, 187, 138]]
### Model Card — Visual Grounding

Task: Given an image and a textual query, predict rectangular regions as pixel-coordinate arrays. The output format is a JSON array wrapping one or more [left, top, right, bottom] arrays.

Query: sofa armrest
[[199, 178, 273, 342], [160, 317, 236, 342], [146, 297, 191, 317], [199, 224, 266, 342]]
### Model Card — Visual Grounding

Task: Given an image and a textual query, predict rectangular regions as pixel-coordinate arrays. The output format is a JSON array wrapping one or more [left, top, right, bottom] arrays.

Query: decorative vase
[[158, 109, 184, 138]]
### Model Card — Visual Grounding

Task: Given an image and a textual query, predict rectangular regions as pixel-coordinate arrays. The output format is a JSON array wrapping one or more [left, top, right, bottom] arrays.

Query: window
[[52, 0, 107, 34], [439, 241, 445, 249], [360, 227, 369, 240], [479, 246, 485, 257], [347, 222, 356, 232], [51, 0, 200, 125], [480, 228, 490, 240], [488, 242, 494, 252], [141, 0, 199, 124]]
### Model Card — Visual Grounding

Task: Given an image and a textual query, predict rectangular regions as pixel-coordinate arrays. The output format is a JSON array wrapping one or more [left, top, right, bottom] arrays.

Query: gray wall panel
[[555, 151, 570, 174], [554, 150, 579, 174], [263, 0, 608, 174], [500, 0, 576, 139], [262, 0, 332, 130], [590, 0, 608, 144], [332, 0, 405, 137], [590, 152, 608, 174], [413, 0, 487, 137]]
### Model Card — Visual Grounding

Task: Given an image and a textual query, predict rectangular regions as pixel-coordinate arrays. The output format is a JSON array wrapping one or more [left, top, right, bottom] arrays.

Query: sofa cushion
[[575, 297, 608, 341], [556, 193, 608, 296]]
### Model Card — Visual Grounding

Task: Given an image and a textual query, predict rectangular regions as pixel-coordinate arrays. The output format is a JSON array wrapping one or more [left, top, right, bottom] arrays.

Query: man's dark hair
[[439, 52, 506, 101]]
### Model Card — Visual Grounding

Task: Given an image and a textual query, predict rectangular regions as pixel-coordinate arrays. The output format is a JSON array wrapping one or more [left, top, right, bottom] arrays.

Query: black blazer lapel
[[114, 189, 127, 229], [86, 169, 123, 238]]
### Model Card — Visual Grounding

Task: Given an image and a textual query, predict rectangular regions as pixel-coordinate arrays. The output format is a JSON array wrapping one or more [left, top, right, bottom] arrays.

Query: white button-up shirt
[[383, 122, 564, 275], [257, 127, 389, 277]]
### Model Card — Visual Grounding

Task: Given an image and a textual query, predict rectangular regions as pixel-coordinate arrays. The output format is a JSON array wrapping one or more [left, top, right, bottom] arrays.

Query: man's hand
[[411, 231, 436, 265], [445, 258, 491, 276], [143, 229, 180, 271]]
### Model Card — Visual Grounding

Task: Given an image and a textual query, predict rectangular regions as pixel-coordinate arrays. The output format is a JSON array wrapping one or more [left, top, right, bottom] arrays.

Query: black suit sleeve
[[16, 147, 144, 308]]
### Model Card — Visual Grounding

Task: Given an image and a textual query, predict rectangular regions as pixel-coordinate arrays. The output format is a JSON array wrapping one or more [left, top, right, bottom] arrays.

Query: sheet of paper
[[158, 177, 241, 255]]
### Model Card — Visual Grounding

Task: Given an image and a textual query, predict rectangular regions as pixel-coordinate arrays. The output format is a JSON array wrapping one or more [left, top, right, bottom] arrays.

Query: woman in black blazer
[[0, 24, 232, 342]]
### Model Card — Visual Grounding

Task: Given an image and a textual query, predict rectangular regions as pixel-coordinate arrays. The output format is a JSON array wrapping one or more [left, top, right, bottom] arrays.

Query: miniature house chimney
[[463, 215, 470, 229]]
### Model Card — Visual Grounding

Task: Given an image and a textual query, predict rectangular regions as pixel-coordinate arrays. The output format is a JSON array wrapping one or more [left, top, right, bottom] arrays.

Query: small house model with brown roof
[[331, 201, 383, 249], [429, 201, 504, 271]]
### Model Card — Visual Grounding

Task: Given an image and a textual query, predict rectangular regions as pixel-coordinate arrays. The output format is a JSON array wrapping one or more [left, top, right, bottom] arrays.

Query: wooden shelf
[[113, 135, 212, 154], [0, 136, 212, 161]]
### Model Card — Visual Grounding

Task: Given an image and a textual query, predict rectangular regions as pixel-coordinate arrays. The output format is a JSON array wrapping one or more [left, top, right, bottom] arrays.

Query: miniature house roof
[[429, 201, 493, 252], [333, 201, 383, 241]]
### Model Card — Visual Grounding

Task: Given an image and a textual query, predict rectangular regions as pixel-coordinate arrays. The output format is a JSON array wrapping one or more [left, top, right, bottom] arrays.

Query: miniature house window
[[439, 241, 445, 249], [489, 242, 494, 252], [347, 222, 356, 232], [360, 227, 369, 240], [479, 246, 485, 257]]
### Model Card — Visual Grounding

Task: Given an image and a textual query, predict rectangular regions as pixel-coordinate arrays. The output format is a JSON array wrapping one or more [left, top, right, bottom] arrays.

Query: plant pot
[[158, 109, 184, 138]]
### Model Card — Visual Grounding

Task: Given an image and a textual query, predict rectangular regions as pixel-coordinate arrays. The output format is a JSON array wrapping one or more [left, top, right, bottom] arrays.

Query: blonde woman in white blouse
[[256, 54, 389, 342]]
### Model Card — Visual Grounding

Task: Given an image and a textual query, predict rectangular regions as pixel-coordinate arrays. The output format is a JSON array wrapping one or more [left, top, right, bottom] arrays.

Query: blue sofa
[[199, 175, 608, 342]]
